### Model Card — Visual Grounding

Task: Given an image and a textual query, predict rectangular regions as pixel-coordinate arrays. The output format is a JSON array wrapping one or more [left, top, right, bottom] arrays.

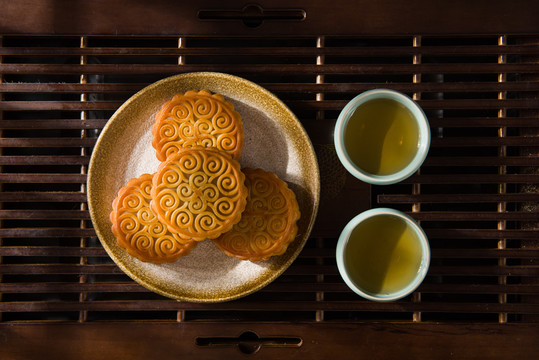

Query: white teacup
[[336, 208, 430, 302], [334, 89, 430, 185]]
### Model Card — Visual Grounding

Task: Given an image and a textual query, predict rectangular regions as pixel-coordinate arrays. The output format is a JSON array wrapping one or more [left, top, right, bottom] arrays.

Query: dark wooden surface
[[1, 322, 538, 359], [1, 0, 539, 36], [1, 0, 539, 358]]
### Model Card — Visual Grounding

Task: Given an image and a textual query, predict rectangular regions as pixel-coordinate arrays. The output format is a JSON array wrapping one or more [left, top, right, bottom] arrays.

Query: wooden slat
[[0, 228, 95, 237], [0, 138, 97, 147], [1, 281, 539, 295], [0, 82, 144, 93], [0, 156, 90, 166], [431, 248, 539, 259], [3, 82, 539, 94], [287, 264, 539, 277], [0, 209, 90, 220], [1, 63, 538, 76], [425, 229, 539, 240], [428, 266, 539, 277], [0, 246, 106, 257], [1, 263, 537, 277], [0, 192, 87, 202], [4, 98, 534, 112], [0, 264, 119, 274], [428, 117, 539, 128], [378, 193, 539, 203], [409, 211, 539, 221], [0, 119, 107, 129], [404, 173, 539, 184], [0, 282, 145, 293], [418, 283, 539, 295], [3, 98, 538, 113], [0, 174, 87, 183], [0, 101, 121, 111], [3, 135, 538, 150], [0, 300, 538, 314], [3, 98, 539, 112], [1, 246, 538, 260], [1, 44, 538, 57], [302, 247, 539, 259], [423, 156, 539, 167], [295, 99, 539, 111], [430, 136, 539, 147]]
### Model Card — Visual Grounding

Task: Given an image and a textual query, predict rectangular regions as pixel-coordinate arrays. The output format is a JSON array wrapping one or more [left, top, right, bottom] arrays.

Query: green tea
[[344, 98, 419, 176], [344, 215, 423, 295]]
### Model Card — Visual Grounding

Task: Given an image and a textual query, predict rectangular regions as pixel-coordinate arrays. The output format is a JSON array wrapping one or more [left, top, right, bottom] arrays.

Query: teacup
[[334, 89, 430, 185], [336, 208, 430, 302]]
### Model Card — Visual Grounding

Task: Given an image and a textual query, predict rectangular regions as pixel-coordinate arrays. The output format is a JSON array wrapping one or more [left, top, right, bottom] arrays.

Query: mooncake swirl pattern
[[110, 174, 196, 264], [151, 147, 248, 241], [213, 168, 301, 262], [152, 89, 244, 162]]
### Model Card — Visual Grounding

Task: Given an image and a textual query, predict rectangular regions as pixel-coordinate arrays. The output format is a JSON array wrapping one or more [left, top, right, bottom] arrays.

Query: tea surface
[[344, 215, 423, 295], [344, 98, 419, 175]]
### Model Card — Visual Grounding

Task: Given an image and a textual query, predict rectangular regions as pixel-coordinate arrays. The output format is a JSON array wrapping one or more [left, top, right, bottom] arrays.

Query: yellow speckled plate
[[87, 72, 320, 302]]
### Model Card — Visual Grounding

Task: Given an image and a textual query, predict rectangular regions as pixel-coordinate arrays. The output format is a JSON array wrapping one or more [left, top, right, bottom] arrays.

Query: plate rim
[[87, 72, 320, 302]]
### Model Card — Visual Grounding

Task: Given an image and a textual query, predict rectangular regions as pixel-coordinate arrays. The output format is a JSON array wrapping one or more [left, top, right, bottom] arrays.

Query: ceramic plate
[[88, 72, 320, 302]]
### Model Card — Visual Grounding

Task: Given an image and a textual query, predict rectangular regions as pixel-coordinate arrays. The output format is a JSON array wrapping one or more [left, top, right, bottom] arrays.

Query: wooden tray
[[1, 1, 538, 358]]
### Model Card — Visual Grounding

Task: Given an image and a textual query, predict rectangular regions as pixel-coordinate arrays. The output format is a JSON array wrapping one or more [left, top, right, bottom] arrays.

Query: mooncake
[[213, 168, 301, 262], [151, 147, 248, 241], [152, 89, 244, 162], [110, 173, 196, 264]]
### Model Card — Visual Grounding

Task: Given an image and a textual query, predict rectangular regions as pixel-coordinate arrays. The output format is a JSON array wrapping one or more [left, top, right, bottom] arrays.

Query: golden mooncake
[[152, 89, 244, 162], [110, 173, 196, 264], [151, 147, 248, 241], [213, 168, 301, 262]]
